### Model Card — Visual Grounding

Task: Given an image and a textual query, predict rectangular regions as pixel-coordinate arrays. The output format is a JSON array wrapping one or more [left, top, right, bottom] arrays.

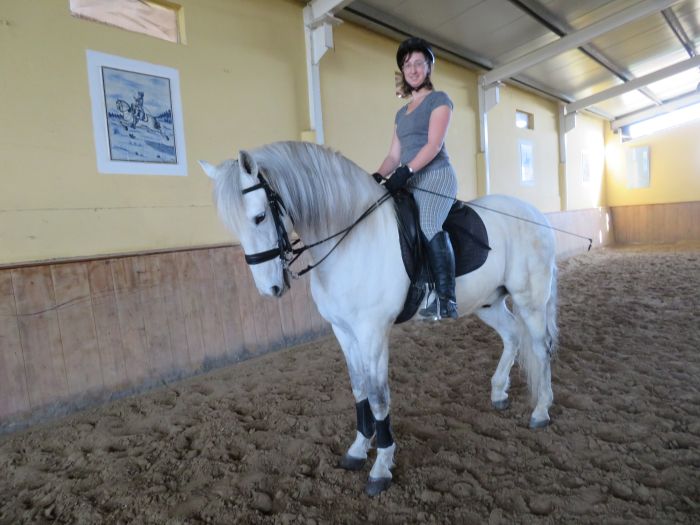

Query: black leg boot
[[419, 231, 458, 320]]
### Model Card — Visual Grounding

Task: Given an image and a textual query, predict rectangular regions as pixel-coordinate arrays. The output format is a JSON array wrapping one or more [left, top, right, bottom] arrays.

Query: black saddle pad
[[444, 201, 491, 277], [392, 191, 490, 323]]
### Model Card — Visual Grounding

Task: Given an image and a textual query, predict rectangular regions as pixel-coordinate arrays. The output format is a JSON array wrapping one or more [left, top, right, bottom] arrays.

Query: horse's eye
[[254, 212, 266, 225]]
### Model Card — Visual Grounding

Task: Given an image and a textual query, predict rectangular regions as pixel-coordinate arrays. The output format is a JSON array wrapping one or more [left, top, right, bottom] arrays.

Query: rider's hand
[[384, 165, 413, 193], [371, 172, 385, 184]]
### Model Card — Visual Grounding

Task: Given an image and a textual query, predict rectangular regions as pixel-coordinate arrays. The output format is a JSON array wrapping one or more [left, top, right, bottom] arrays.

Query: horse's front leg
[[334, 322, 396, 496], [360, 324, 395, 497], [332, 324, 376, 471]]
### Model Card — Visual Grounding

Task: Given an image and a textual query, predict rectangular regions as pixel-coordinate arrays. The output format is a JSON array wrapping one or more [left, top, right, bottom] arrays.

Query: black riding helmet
[[396, 37, 435, 69]]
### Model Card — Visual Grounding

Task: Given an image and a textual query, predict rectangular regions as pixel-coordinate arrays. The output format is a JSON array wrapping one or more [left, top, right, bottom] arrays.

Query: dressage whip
[[287, 180, 592, 278], [411, 185, 594, 251]]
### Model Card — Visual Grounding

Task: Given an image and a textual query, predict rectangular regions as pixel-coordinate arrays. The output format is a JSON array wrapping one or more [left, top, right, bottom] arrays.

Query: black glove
[[371, 172, 385, 184], [384, 165, 413, 193]]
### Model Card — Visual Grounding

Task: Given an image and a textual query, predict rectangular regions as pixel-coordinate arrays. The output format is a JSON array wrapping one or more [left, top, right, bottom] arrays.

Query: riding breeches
[[407, 165, 457, 240]]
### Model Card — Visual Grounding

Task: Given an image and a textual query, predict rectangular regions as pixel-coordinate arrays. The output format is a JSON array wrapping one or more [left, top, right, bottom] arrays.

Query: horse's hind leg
[[512, 301, 554, 428], [476, 295, 521, 411]]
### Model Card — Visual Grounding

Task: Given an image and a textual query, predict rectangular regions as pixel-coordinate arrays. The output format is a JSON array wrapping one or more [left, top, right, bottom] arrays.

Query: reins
[[286, 191, 395, 277]]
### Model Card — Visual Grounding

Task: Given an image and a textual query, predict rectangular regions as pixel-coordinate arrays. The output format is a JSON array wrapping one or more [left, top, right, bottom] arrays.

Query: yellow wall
[[0, 0, 307, 265], [486, 86, 561, 212], [605, 119, 700, 206], [1, 0, 615, 266], [321, 23, 479, 201], [565, 113, 606, 209]]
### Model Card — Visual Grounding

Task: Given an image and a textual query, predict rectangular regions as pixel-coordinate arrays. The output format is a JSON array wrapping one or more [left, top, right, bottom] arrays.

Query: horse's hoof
[[365, 477, 392, 497], [492, 399, 509, 411], [337, 454, 366, 471], [529, 417, 550, 429]]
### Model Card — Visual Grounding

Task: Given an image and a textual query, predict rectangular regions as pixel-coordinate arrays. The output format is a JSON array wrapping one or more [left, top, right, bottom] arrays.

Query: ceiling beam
[[612, 90, 700, 130], [508, 0, 662, 106], [481, 0, 680, 87], [566, 54, 700, 113], [662, 7, 696, 57], [306, 0, 353, 25]]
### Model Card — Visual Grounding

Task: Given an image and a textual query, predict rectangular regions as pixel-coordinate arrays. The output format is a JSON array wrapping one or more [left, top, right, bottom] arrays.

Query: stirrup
[[419, 297, 458, 320]]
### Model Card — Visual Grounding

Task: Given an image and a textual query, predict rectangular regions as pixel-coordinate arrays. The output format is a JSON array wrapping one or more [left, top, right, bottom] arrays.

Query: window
[[70, 0, 185, 44], [626, 146, 650, 189], [624, 101, 700, 140], [515, 110, 534, 130]]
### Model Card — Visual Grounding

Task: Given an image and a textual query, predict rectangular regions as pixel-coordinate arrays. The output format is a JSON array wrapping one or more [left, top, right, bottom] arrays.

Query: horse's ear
[[198, 160, 218, 179], [238, 150, 258, 176]]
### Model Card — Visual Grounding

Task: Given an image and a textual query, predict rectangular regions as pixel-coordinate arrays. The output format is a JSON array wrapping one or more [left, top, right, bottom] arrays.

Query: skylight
[[626, 101, 700, 139]]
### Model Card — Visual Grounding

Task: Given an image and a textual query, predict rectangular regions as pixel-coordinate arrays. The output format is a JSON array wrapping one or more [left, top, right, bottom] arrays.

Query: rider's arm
[[405, 104, 451, 173], [375, 127, 401, 177]]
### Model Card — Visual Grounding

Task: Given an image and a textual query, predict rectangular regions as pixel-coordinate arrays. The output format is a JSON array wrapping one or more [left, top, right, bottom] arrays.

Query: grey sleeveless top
[[394, 90, 453, 172]]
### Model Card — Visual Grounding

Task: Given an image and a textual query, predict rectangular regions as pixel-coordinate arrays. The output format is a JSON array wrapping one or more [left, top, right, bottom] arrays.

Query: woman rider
[[374, 37, 459, 320]]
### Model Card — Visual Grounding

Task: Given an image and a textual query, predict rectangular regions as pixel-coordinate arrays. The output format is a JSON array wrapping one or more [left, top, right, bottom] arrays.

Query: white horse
[[115, 99, 169, 140], [200, 141, 558, 496]]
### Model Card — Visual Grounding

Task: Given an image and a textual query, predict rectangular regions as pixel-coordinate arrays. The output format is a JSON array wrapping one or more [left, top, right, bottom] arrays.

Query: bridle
[[240, 172, 394, 280], [241, 174, 296, 287]]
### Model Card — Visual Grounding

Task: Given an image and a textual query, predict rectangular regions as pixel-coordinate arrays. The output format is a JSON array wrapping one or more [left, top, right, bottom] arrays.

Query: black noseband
[[244, 247, 282, 265]]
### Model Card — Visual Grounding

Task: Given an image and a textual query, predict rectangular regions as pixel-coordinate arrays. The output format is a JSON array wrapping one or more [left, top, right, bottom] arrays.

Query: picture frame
[[86, 50, 187, 176]]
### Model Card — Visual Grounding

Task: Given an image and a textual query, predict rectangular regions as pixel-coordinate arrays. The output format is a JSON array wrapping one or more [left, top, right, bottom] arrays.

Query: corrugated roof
[[327, 0, 700, 126]]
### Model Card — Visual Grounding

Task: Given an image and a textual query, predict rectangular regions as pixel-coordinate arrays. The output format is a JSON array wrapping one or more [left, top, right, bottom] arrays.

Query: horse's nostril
[[271, 285, 281, 296]]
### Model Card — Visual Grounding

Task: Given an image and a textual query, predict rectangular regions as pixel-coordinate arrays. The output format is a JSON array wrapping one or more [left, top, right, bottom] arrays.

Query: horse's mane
[[212, 141, 385, 241]]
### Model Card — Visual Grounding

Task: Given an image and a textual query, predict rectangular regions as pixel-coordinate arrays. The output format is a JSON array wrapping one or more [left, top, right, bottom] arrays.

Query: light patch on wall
[[626, 146, 650, 189], [70, 0, 185, 44], [581, 150, 591, 184], [519, 139, 534, 185]]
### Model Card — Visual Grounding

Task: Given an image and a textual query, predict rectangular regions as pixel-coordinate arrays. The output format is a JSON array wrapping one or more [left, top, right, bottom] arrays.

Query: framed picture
[[519, 139, 534, 185], [86, 50, 187, 175]]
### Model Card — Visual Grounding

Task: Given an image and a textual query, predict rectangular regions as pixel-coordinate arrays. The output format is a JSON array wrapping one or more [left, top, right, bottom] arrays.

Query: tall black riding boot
[[419, 231, 458, 320]]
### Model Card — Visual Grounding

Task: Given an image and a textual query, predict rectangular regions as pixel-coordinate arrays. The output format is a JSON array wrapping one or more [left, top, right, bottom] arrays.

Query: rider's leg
[[422, 231, 458, 319], [409, 166, 458, 320]]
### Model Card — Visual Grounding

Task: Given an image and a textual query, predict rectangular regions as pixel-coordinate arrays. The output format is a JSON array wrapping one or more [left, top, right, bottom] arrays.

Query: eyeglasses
[[402, 60, 428, 72]]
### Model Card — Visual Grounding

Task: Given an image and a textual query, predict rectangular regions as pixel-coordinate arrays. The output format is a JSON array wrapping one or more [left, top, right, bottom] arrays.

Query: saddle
[[393, 190, 491, 324]]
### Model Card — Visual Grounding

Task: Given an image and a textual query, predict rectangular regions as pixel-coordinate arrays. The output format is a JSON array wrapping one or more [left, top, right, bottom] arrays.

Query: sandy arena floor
[[1, 244, 699, 524]]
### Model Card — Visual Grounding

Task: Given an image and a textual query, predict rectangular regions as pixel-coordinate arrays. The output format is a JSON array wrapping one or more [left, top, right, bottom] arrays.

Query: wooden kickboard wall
[[0, 245, 328, 428], [610, 201, 700, 245]]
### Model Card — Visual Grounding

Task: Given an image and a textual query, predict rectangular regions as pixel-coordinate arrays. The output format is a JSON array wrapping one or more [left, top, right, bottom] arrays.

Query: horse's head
[[115, 100, 130, 113], [200, 150, 291, 298]]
